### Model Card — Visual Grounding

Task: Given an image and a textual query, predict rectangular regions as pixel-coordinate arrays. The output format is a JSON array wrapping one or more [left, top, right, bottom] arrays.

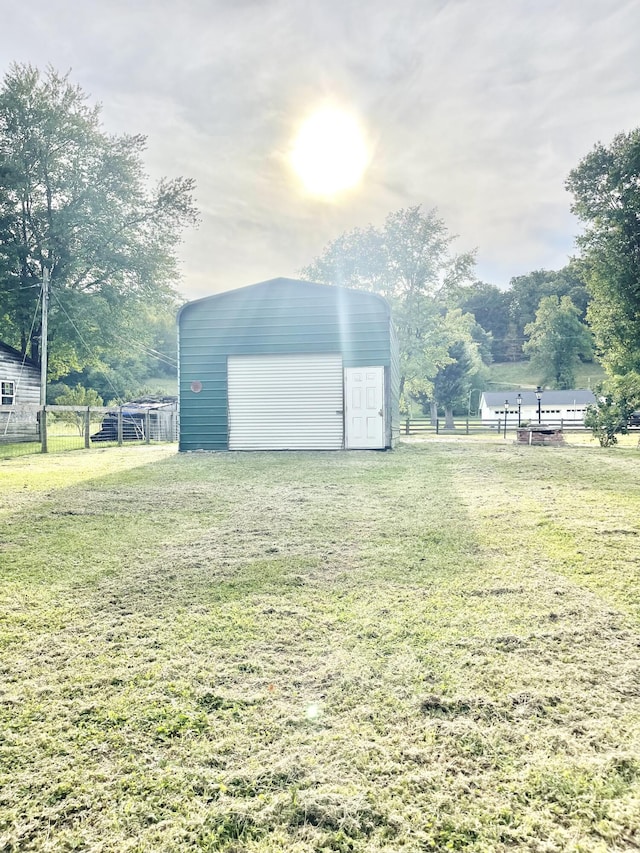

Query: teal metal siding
[[178, 277, 396, 451], [389, 321, 401, 446]]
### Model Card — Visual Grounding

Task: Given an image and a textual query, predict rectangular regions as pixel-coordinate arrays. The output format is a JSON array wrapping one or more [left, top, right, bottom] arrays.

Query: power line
[[49, 288, 124, 404], [105, 328, 177, 368], [47, 282, 177, 368]]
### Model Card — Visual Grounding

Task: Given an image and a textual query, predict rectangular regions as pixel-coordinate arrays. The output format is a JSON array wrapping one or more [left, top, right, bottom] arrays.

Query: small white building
[[480, 389, 597, 426]]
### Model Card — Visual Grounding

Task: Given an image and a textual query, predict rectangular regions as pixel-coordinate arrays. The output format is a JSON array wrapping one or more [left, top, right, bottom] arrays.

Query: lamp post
[[516, 392, 522, 427], [504, 399, 509, 438], [536, 386, 542, 424]]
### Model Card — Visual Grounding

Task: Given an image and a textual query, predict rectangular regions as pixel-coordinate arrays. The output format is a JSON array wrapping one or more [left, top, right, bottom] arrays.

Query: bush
[[584, 396, 632, 446], [51, 384, 105, 435]]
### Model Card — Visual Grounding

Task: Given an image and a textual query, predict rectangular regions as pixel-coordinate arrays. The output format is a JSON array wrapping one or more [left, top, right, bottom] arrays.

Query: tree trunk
[[30, 328, 40, 364], [444, 406, 455, 429], [430, 400, 438, 426]]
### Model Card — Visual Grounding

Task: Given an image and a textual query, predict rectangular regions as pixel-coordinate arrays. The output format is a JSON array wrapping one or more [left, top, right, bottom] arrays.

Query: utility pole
[[40, 267, 49, 406]]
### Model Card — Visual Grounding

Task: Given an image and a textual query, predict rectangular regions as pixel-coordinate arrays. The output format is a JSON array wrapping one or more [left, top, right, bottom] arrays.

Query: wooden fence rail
[[403, 417, 607, 435]]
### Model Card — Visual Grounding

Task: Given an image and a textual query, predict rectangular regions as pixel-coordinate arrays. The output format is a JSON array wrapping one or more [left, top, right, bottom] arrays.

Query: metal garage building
[[178, 277, 400, 451]]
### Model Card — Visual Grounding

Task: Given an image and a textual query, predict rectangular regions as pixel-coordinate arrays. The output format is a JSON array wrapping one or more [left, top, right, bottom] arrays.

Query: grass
[[139, 376, 178, 397], [1, 442, 640, 851], [485, 361, 607, 391]]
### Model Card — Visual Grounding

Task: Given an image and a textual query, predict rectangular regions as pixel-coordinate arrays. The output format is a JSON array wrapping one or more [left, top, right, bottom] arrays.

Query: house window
[[1, 381, 15, 405]]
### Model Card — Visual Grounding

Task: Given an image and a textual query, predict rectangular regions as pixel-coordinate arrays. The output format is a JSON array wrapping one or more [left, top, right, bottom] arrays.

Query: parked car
[[629, 410, 640, 427]]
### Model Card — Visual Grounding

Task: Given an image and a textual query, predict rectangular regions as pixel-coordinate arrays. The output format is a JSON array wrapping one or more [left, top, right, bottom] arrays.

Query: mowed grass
[[1, 443, 640, 852]]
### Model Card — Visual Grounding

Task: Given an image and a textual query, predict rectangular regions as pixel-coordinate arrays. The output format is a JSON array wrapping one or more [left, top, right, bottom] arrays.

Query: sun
[[290, 106, 369, 197]]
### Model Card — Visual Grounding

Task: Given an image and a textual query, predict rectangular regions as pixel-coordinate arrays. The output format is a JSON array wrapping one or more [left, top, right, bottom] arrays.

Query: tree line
[[302, 136, 640, 426], [1, 63, 639, 427], [301, 213, 596, 423]]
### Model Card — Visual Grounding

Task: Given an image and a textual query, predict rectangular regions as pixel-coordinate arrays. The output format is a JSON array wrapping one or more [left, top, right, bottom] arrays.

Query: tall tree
[[523, 295, 593, 388], [0, 64, 198, 379], [431, 340, 475, 428], [566, 129, 640, 374], [301, 206, 477, 404], [507, 264, 590, 359], [452, 281, 511, 361], [417, 309, 488, 426]]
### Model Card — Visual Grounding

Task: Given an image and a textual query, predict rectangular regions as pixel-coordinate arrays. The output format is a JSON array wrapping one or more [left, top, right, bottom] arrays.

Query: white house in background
[[479, 389, 597, 426]]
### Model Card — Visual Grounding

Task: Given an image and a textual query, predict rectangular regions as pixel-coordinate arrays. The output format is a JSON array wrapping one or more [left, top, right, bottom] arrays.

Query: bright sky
[[1, 0, 639, 300]]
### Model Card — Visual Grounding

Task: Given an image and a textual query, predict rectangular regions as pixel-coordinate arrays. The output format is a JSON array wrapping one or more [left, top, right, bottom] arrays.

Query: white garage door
[[228, 354, 344, 450]]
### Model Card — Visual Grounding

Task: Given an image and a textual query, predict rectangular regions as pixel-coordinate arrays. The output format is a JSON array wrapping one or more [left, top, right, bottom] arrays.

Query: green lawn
[[140, 376, 178, 397], [484, 360, 607, 391], [1, 442, 640, 852]]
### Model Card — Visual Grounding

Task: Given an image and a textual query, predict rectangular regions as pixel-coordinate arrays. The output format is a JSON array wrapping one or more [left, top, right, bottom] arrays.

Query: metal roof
[[481, 389, 596, 406], [0, 340, 39, 369], [178, 277, 392, 323]]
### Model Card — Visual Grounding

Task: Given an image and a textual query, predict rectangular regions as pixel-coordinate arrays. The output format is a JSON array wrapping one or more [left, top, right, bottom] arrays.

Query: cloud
[[1, 0, 639, 296]]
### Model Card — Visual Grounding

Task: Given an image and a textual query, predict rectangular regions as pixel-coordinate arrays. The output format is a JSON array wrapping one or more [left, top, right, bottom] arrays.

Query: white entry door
[[344, 366, 385, 449]]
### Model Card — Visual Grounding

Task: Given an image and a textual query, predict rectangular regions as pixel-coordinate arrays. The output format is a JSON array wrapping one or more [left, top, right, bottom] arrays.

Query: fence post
[[466, 417, 469, 435], [436, 418, 439, 435], [145, 410, 151, 444], [117, 407, 123, 446], [41, 406, 48, 453], [84, 407, 91, 449], [405, 417, 410, 435]]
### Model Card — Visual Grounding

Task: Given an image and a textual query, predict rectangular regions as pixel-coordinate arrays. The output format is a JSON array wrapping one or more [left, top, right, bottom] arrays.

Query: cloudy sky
[[1, 0, 639, 300]]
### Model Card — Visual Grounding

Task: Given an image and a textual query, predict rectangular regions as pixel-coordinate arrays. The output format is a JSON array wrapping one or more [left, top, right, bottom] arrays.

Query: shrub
[[51, 384, 105, 435], [584, 396, 632, 446]]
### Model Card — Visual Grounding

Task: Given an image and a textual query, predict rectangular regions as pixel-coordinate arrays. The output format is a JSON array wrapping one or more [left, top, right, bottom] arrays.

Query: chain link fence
[[3, 408, 638, 459], [0, 404, 178, 459]]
